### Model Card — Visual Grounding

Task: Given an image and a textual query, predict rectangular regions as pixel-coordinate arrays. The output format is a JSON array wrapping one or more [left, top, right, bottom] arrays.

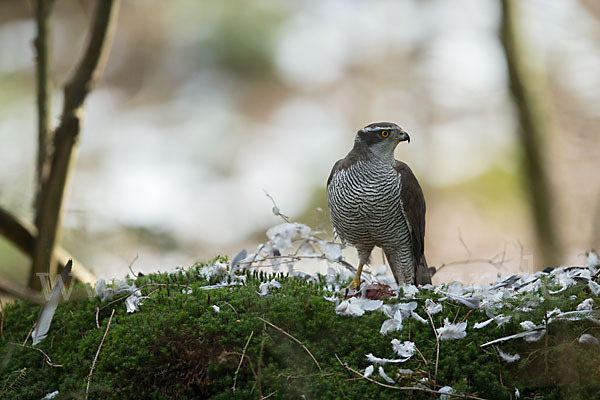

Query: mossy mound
[[1, 258, 599, 399]]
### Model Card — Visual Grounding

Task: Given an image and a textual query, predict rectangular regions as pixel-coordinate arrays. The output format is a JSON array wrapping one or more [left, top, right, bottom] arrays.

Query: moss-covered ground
[[1, 258, 599, 399]]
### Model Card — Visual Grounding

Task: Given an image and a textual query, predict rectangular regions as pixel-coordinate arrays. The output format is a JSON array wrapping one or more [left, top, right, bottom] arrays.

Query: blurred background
[[0, 0, 598, 287]]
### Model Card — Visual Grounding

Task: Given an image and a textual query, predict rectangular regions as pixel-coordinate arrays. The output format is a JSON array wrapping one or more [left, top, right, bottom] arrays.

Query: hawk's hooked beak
[[399, 131, 410, 143]]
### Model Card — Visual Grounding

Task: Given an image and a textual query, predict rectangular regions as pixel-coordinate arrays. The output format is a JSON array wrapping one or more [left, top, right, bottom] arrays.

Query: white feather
[[32, 260, 72, 346]]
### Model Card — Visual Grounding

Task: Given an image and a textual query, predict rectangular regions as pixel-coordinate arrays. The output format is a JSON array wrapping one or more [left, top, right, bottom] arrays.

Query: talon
[[349, 278, 361, 290]]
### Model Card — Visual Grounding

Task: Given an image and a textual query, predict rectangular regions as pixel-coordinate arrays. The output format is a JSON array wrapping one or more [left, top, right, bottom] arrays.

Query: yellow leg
[[349, 262, 364, 290]]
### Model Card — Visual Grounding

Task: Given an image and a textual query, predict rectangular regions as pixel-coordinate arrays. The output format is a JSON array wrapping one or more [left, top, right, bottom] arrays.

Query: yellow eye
[[381, 130, 389, 138]]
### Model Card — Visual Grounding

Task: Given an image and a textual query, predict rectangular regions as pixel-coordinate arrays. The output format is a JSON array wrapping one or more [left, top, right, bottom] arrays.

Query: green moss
[[1, 258, 599, 399]]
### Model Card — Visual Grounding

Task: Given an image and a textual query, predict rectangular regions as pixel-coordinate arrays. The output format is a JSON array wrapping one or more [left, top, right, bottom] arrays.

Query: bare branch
[[264, 191, 290, 223], [33, 0, 54, 202], [232, 330, 254, 393], [9, 342, 62, 367], [86, 308, 115, 399], [258, 316, 322, 371], [0, 205, 95, 286], [426, 310, 441, 382], [500, 0, 562, 267], [30, 0, 121, 289], [334, 354, 485, 399]]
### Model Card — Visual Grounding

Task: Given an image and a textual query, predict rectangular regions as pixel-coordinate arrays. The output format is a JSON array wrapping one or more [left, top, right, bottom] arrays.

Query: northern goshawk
[[327, 122, 431, 288]]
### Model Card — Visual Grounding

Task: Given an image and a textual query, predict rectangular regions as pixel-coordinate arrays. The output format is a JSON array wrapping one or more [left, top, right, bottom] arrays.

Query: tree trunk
[[499, 0, 563, 268]]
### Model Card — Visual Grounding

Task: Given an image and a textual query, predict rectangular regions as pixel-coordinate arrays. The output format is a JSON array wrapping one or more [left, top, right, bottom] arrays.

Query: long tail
[[415, 254, 432, 285]]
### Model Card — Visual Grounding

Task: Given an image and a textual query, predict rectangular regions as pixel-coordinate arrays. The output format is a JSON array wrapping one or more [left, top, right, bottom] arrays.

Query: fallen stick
[[334, 354, 485, 400], [258, 316, 321, 371], [86, 308, 115, 400]]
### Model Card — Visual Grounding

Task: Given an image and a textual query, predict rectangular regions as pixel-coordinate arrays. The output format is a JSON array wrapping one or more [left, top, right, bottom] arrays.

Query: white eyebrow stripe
[[363, 126, 396, 132]]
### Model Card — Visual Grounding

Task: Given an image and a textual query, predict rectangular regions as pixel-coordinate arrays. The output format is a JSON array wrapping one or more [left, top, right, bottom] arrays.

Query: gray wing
[[394, 161, 431, 284], [327, 159, 347, 186]]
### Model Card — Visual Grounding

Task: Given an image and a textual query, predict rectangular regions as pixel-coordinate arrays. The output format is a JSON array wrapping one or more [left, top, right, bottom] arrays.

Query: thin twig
[[452, 307, 461, 324], [128, 254, 139, 277], [258, 317, 321, 371], [493, 347, 503, 386], [23, 323, 35, 346], [95, 306, 100, 329], [0, 298, 4, 338], [233, 330, 254, 393], [334, 354, 485, 399], [426, 311, 440, 382], [264, 191, 290, 222], [543, 311, 549, 374], [460, 310, 473, 323], [9, 342, 62, 367], [457, 228, 471, 259], [257, 326, 266, 398], [413, 343, 429, 367], [435, 255, 508, 275], [5, 367, 27, 393], [86, 308, 115, 400], [261, 392, 277, 400], [99, 282, 192, 311], [277, 372, 336, 380], [223, 301, 240, 320], [242, 253, 356, 274]]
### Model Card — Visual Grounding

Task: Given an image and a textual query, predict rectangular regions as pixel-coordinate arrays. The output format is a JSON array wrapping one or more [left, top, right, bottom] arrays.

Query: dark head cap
[[357, 122, 410, 146]]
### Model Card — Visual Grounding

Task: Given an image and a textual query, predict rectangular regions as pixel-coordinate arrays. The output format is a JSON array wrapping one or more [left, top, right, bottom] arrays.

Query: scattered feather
[[411, 311, 428, 324], [425, 298, 442, 314], [400, 284, 419, 298], [443, 292, 480, 309], [436, 318, 467, 341], [497, 347, 520, 363], [587, 251, 599, 271], [397, 301, 418, 318], [373, 264, 388, 276], [520, 321, 537, 330], [523, 329, 546, 342], [32, 261, 72, 346], [380, 309, 403, 335], [42, 391, 60, 399], [492, 274, 520, 290], [365, 353, 407, 365], [481, 328, 545, 347], [474, 318, 494, 329], [352, 297, 384, 311], [197, 282, 242, 290], [320, 241, 343, 262], [589, 280, 600, 296], [336, 300, 363, 317], [95, 279, 113, 302], [264, 223, 311, 256], [391, 339, 416, 359], [257, 279, 281, 296], [323, 294, 338, 303], [378, 366, 395, 383], [578, 333, 599, 346], [438, 386, 454, 400], [337, 297, 382, 317], [125, 294, 142, 313], [229, 249, 247, 272]]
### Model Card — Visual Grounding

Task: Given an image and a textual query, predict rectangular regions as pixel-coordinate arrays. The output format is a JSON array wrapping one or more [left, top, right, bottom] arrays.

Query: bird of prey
[[327, 122, 431, 288]]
